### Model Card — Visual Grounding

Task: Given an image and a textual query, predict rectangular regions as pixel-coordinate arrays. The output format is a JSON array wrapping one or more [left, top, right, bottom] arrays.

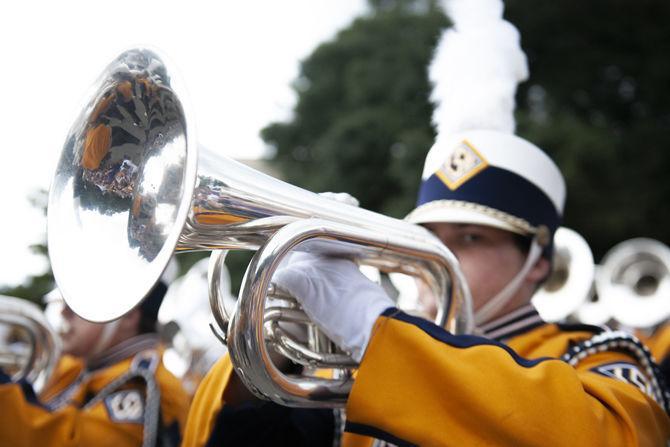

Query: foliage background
[[264, 0, 670, 260]]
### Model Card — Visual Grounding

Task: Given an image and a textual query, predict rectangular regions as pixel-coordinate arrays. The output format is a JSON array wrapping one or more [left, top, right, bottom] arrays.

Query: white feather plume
[[430, 0, 528, 137]]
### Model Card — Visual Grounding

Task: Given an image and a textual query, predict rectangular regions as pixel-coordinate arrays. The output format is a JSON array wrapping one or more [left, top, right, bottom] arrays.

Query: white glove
[[318, 191, 360, 207], [273, 253, 395, 362]]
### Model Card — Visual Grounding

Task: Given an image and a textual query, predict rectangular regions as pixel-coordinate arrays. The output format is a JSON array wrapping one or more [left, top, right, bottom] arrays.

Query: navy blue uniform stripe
[[381, 308, 554, 368], [345, 421, 417, 447], [1, 368, 48, 409], [0, 368, 10, 384], [418, 166, 560, 233]]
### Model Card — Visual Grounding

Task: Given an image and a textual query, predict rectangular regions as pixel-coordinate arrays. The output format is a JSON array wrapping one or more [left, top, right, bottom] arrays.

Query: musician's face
[[60, 304, 106, 358], [423, 223, 547, 317]]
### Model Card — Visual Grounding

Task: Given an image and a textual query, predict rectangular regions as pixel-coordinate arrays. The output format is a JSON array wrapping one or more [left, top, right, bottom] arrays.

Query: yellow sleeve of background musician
[[154, 358, 191, 438], [0, 380, 144, 447], [181, 355, 234, 447], [0, 353, 190, 447], [39, 355, 85, 403], [345, 310, 670, 447]]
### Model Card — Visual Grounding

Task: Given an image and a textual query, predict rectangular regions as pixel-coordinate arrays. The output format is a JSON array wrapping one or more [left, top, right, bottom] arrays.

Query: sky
[[0, 0, 368, 288]]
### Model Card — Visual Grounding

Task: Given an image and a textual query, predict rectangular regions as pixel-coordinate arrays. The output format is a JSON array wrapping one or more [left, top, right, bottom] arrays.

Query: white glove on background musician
[[273, 253, 395, 362]]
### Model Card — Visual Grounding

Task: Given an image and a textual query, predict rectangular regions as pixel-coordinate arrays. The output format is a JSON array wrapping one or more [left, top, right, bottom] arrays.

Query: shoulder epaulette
[[561, 330, 670, 415]]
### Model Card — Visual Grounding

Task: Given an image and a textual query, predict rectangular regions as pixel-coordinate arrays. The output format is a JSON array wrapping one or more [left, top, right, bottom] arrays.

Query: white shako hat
[[406, 129, 566, 248]]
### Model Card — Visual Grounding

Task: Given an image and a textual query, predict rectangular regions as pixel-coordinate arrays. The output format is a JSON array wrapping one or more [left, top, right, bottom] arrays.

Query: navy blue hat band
[[417, 166, 561, 234]]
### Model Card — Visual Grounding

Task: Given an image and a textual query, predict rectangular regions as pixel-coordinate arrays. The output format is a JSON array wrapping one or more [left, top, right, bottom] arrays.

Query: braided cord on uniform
[[83, 367, 161, 447], [561, 330, 670, 415], [407, 200, 538, 234]]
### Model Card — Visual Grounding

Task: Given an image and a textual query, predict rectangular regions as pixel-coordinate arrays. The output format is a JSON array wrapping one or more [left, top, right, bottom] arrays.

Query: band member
[[181, 0, 670, 442], [0, 281, 190, 447], [182, 0, 668, 443], [182, 130, 669, 447]]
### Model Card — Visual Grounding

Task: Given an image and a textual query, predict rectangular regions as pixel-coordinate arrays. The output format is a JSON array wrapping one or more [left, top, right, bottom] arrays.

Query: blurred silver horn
[[0, 295, 61, 393], [597, 238, 670, 329], [532, 227, 595, 322], [48, 48, 473, 407]]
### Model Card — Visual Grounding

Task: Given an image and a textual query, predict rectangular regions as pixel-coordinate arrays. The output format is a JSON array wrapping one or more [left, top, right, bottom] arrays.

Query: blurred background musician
[[0, 278, 189, 447]]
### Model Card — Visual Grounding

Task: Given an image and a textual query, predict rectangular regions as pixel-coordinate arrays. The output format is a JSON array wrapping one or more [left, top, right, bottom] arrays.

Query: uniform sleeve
[[154, 364, 191, 446], [345, 309, 670, 447], [0, 370, 144, 447], [182, 354, 336, 447], [181, 355, 233, 447]]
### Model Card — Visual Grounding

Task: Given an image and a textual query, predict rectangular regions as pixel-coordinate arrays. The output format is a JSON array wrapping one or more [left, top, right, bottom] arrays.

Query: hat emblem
[[435, 139, 489, 190]]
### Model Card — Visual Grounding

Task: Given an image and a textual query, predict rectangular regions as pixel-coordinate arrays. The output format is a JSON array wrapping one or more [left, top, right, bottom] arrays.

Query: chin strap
[[90, 320, 121, 357], [474, 235, 544, 328]]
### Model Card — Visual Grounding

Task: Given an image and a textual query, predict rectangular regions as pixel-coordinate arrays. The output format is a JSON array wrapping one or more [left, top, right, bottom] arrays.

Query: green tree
[[265, 0, 670, 261], [1, 190, 53, 305], [262, 0, 448, 218], [507, 0, 670, 259]]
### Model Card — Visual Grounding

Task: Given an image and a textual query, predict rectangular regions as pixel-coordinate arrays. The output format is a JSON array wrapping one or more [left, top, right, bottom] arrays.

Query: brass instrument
[[572, 266, 612, 326], [532, 227, 595, 322], [597, 238, 670, 329], [48, 48, 473, 407], [0, 295, 61, 393]]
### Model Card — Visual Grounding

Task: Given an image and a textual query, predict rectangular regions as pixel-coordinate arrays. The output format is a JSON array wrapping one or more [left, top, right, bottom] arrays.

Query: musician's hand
[[273, 253, 394, 362]]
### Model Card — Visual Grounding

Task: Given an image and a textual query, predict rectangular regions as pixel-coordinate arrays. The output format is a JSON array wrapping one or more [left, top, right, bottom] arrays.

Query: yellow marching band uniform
[[184, 310, 670, 447], [3, 1, 670, 446], [3, 285, 668, 447]]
